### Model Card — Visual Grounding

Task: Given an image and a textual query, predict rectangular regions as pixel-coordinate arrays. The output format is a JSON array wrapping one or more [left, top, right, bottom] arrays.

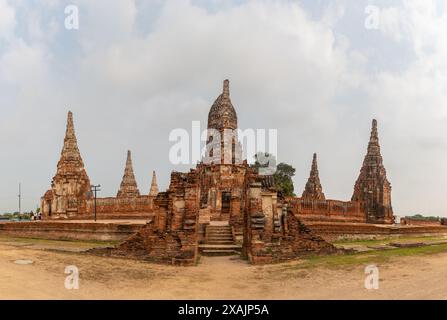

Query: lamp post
[[90, 184, 101, 222], [18, 183, 21, 215]]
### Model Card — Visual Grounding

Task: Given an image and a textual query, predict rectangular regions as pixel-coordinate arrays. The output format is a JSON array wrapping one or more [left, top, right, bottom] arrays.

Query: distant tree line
[[405, 214, 440, 221], [0, 208, 40, 221]]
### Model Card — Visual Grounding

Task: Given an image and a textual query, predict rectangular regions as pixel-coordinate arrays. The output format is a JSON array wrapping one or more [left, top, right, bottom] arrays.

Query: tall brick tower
[[302, 153, 325, 200], [41, 111, 91, 218], [206, 79, 242, 165], [117, 150, 140, 198], [352, 120, 393, 224]]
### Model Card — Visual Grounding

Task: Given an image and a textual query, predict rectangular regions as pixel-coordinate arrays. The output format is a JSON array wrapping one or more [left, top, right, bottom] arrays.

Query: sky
[[0, 0, 446, 217]]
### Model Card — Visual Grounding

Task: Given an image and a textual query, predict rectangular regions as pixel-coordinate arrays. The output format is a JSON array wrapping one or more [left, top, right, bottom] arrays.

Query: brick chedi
[[117, 150, 140, 198], [41, 111, 91, 218], [352, 119, 393, 224], [148, 171, 159, 196], [302, 153, 325, 200]]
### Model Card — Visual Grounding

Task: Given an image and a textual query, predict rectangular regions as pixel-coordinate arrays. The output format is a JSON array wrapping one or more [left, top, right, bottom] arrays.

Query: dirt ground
[[0, 238, 447, 299]]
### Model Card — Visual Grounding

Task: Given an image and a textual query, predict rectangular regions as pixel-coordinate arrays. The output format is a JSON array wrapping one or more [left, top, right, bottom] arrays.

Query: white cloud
[[365, 0, 447, 215], [0, 0, 16, 40]]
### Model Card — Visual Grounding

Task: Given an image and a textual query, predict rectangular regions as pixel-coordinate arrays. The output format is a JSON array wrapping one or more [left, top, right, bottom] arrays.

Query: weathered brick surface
[[41, 111, 92, 218], [0, 221, 142, 241], [116, 150, 140, 198], [242, 181, 337, 264], [305, 221, 447, 241], [302, 153, 325, 200], [149, 171, 159, 196], [93, 171, 200, 265], [352, 119, 394, 224]]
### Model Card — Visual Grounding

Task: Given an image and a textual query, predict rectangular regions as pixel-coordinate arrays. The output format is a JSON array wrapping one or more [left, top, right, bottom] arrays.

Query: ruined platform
[[0, 219, 147, 241]]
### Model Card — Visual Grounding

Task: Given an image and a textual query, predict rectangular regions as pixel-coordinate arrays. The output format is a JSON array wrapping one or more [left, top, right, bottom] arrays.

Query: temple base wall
[[305, 222, 447, 241], [0, 221, 144, 241], [41, 195, 156, 220], [287, 197, 367, 223]]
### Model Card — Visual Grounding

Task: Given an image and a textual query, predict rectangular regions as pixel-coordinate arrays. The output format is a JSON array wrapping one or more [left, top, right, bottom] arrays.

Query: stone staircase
[[199, 222, 241, 256]]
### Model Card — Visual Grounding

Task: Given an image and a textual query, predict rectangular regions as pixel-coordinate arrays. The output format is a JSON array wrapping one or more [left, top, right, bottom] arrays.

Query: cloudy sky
[[0, 0, 446, 217]]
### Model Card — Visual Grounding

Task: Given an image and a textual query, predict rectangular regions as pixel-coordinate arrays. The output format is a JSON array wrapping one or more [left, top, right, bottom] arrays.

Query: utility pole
[[90, 184, 101, 222], [18, 183, 21, 215]]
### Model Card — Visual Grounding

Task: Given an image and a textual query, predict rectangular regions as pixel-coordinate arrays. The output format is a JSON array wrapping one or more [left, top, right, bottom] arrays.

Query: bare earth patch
[[0, 237, 447, 299]]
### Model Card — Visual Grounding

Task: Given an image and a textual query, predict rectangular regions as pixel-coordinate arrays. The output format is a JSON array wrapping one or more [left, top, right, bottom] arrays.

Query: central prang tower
[[205, 79, 242, 165], [198, 79, 247, 222]]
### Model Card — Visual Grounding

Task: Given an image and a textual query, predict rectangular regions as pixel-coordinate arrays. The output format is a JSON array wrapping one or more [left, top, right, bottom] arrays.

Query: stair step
[[207, 231, 232, 234], [203, 225, 236, 253], [207, 241, 235, 245], [199, 244, 241, 249], [207, 235, 232, 238], [207, 225, 231, 227], [201, 250, 239, 256]]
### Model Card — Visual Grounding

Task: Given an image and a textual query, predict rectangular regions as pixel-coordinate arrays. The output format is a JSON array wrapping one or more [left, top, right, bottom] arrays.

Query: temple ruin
[[41, 79, 395, 265], [41, 113, 158, 220]]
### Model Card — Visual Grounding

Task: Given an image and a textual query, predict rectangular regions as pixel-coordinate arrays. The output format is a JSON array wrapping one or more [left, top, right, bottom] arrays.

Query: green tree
[[273, 162, 296, 197], [251, 152, 296, 197]]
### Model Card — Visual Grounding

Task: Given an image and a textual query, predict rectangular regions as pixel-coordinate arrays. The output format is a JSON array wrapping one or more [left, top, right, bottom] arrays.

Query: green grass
[[333, 235, 447, 247], [0, 236, 119, 248], [294, 242, 447, 270]]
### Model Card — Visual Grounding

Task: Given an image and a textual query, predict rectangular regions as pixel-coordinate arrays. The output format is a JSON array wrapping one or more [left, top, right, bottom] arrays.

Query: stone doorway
[[220, 191, 231, 220]]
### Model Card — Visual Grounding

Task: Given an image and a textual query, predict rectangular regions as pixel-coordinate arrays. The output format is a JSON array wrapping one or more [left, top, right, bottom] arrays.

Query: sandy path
[[0, 243, 447, 299]]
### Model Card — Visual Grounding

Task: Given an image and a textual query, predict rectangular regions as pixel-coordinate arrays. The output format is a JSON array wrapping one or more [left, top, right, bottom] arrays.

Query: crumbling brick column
[[91, 171, 200, 265], [243, 182, 338, 265]]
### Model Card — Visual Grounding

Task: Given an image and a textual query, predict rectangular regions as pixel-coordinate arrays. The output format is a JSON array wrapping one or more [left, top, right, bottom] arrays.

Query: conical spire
[[223, 79, 230, 97], [352, 119, 393, 223], [56, 111, 88, 176], [207, 79, 237, 131], [302, 153, 325, 200], [47, 111, 91, 217], [367, 119, 380, 156], [149, 170, 159, 196], [117, 150, 140, 198]]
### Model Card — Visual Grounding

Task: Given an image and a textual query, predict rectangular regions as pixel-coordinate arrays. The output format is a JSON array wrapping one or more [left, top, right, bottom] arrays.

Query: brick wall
[[0, 221, 143, 241]]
